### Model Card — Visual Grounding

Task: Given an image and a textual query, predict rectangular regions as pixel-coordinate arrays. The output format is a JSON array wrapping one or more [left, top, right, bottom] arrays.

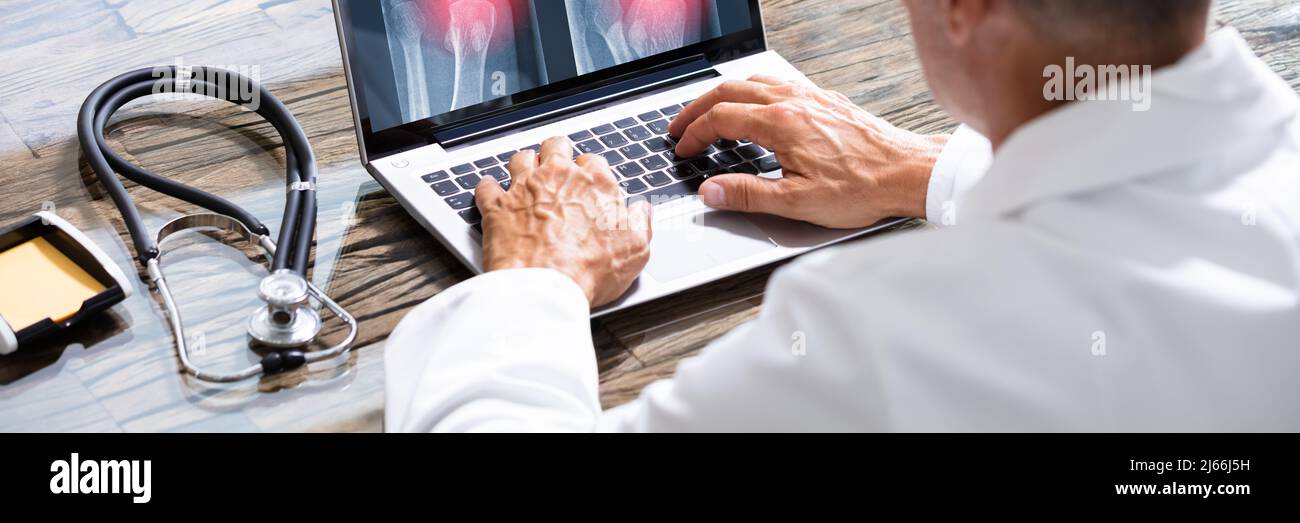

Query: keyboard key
[[455, 175, 481, 190], [625, 126, 653, 142], [451, 163, 475, 175], [714, 150, 743, 166], [500, 180, 512, 192], [459, 208, 482, 225], [666, 163, 696, 180], [576, 139, 605, 154], [621, 178, 649, 194], [619, 143, 649, 160], [422, 171, 449, 183], [645, 137, 672, 152], [568, 130, 593, 142], [644, 171, 673, 187], [522, 144, 541, 152], [614, 118, 638, 129], [481, 166, 509, 182], [497, 151, 517, 162], [718, 140, 742, 150], [640, 155, 670, 171], [600, 150, 625, 166], [637, 111, 661, 122], [445, 193, 475, 210], [731, 162, 760, 175], [690, 157, 721, 175], [432, 180, 459, 196], [646, 120, 670, 135], [737, 144, 766, 161], [616, 162, 646, 178], [629, 177, 704, 206], [660, 105, 682, 116], [591, 123, 617, 135], [474, 157, 498, 169], [757, 155, 782, 173], [600, 133, 630, 148]]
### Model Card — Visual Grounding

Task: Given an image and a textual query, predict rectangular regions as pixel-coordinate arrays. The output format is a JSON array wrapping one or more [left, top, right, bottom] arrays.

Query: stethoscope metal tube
[[78, 65, 358, 383], [149, 214, 358, 383]]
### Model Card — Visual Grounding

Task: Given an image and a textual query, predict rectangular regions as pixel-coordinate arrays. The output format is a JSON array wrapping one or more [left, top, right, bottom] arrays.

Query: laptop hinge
[[435, 56, 718, 148]]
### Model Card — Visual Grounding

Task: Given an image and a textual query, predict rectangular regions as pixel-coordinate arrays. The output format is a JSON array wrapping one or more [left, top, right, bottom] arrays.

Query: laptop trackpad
[[646, 210, 776, 282]]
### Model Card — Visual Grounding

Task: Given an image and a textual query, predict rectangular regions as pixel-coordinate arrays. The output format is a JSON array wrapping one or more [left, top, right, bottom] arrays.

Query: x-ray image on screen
[[381, 0, 546, 123], [565, 0, 723, 75], [354, 0, 750, 131]]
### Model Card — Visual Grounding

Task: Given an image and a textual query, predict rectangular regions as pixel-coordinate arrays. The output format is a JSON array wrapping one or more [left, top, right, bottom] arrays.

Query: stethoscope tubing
[[77, 66, 355, 382], [76, 66, 316, 272]]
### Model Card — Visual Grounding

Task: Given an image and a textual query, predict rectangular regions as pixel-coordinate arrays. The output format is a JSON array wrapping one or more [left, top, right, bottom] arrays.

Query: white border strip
[[0, 316, 15, 355]]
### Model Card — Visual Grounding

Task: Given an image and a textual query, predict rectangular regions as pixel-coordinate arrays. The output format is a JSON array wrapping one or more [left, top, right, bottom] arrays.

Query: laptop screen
[[343, 0, 759, 135]]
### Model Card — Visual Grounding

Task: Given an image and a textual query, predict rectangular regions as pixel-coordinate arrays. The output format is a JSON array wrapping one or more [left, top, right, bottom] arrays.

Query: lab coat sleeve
[[384, 268, 601, 432], [925, 125, 993, 225], [595, 253, 892, 432]]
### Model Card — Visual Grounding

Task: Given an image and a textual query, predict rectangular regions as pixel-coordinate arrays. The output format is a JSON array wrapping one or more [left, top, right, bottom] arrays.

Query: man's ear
[[938, 0, 992, 47]]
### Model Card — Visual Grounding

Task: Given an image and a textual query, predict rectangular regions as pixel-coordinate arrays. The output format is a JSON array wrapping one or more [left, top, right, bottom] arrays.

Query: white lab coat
[[384, 29, 1300, 432]]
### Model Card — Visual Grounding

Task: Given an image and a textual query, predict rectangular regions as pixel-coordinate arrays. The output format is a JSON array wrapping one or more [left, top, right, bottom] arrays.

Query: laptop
[[332, 0, 905, 314]]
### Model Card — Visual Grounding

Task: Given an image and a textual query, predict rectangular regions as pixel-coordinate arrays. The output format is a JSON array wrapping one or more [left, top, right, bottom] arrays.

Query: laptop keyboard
[[420, 100, 783, 227]]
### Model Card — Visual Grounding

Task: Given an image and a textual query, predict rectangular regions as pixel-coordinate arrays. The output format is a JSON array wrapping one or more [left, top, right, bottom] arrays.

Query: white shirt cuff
[[926, 125, 994, 226], [384, 268, 599, 432]]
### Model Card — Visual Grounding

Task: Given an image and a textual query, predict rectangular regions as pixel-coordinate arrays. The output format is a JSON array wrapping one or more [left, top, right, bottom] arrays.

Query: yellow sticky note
[[0, 237, 106, 331]]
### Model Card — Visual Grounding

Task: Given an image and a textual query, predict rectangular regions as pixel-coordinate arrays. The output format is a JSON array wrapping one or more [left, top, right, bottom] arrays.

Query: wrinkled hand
[[475, 136, 653, 308], [669, 75, 949, 229]]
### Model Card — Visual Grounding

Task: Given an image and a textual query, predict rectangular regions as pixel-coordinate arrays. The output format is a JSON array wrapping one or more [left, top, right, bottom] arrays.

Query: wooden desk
[[0, 0, 1295, 432]]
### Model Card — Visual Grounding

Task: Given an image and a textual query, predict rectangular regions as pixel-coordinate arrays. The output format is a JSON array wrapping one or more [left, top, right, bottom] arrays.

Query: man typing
[[385, 0, 1300, 432]]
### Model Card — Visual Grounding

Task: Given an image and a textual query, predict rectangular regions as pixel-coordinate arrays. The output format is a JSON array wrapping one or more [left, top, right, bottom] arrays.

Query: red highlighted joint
[[419, 0, 520, 54]]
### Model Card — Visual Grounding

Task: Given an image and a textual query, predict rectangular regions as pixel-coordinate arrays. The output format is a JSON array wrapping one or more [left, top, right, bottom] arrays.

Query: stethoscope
[[76, 65, 357, 383]]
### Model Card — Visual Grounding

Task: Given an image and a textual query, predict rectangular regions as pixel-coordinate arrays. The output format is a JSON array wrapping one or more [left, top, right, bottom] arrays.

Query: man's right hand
[[476, 137, 652, 308], [670, 76, 949, 229]]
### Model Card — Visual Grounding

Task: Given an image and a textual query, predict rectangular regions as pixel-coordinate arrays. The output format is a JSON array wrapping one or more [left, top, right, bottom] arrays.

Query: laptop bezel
[[334, 0, 767, 162]]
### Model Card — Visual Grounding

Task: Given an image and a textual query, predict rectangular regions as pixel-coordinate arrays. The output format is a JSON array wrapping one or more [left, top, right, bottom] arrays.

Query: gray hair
[[1010, 0, 1212, 55]]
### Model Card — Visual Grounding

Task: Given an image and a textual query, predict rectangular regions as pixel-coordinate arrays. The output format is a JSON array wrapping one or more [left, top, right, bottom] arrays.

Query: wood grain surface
[[0, 0, 1295, 432]]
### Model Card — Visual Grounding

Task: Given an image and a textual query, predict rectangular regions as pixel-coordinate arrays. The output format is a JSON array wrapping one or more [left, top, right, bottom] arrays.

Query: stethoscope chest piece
[[248, 269, 322, 348], [145, 213, 357, 382]]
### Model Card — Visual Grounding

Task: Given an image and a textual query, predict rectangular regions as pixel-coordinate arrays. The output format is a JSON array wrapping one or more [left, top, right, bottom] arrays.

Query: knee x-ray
[[565, 0, 722, 75], [375, 0, 732, 127], [382, 0, 543, 122]]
